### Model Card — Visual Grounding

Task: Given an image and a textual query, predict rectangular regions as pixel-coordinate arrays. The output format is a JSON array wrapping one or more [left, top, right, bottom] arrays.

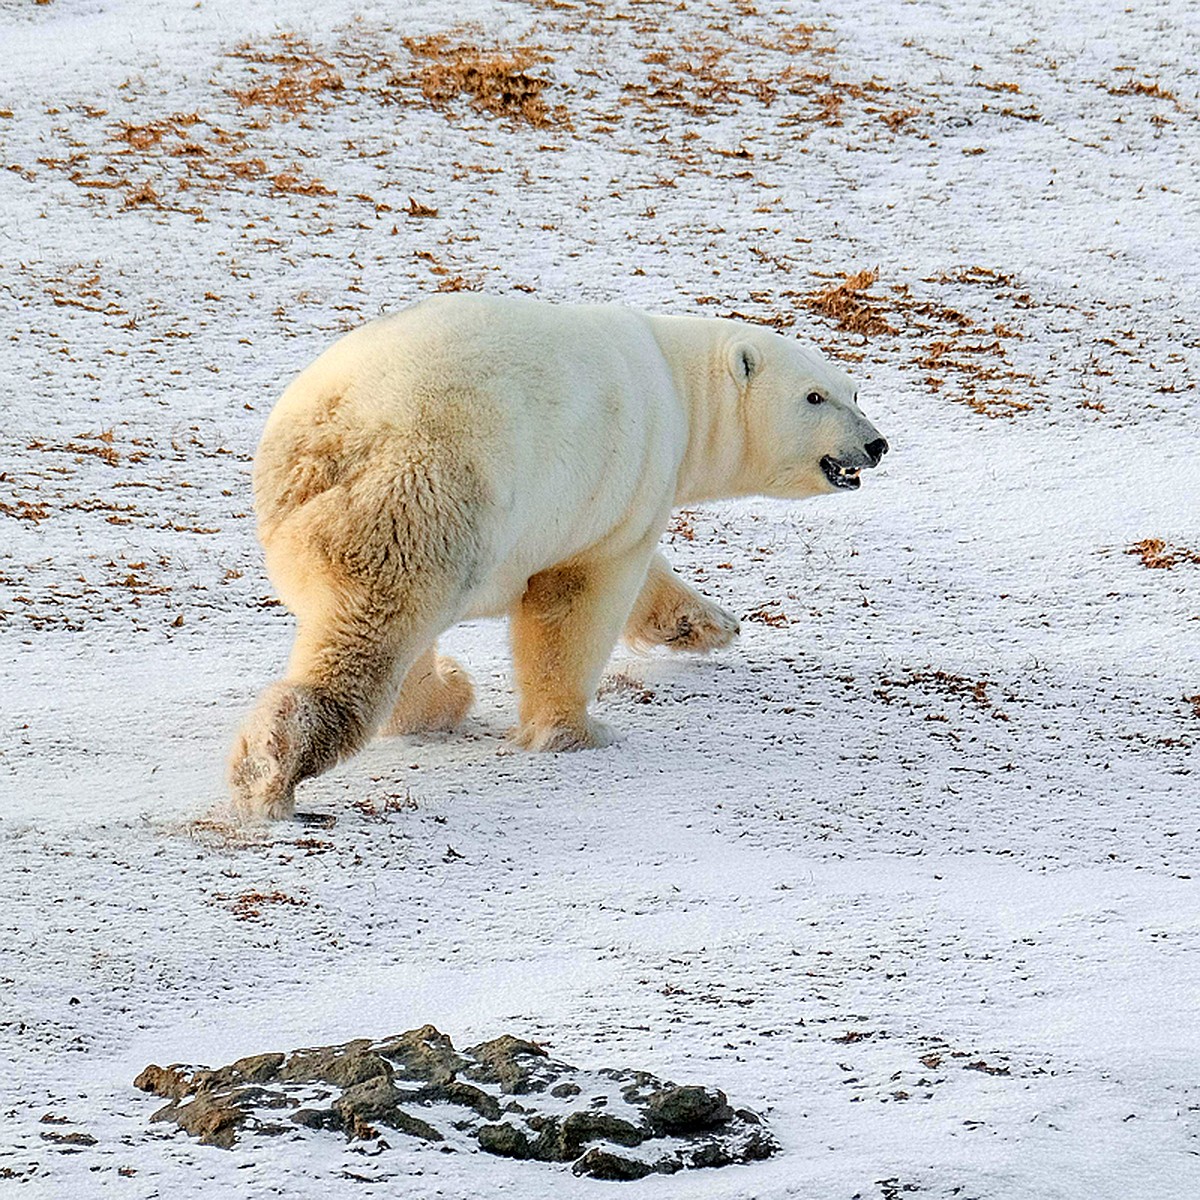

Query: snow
[[1, 0, 1198, 1196]]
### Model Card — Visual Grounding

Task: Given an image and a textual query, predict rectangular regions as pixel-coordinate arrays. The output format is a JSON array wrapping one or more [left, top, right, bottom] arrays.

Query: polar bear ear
[[729, 342, 763, 386]]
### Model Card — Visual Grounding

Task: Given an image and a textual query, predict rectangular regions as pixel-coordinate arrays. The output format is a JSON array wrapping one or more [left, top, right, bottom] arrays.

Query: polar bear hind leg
[[383, 644, 475, 736], [230, 455, 481, 820], [229, 588, 459, 821], [623, 552, 740, 653], [510, 541, 658, 752]]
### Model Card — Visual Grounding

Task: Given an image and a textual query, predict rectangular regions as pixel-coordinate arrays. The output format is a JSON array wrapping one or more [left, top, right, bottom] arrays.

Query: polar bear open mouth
[[820, 455, 865, 490]]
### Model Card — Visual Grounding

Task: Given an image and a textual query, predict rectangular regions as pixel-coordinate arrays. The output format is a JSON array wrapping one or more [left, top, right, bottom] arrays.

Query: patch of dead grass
[[405, 196, 438, 218], [745, 607, 791, 628], [880, 107, 921, 131], [1107, 78, 1176, 102], [228, 35, 344, 116], [875, 669, 1013, 722], [1126, 539, 1200, 570], [598, 672, 656, 704], [41, 263, 127, 317], [115, 113, 203, 150], [803, 269, 896, 337], [36, 35, 351, 215], [0, 499, 51, 524], [121, 179, 163, 209], [269, 169, 335, 197], [403, 33, 570, 128], [812, 266, 1038, 418], [668, 511, 697, 542], [351, 792, 419, 822], [216, 889, 309, 921]]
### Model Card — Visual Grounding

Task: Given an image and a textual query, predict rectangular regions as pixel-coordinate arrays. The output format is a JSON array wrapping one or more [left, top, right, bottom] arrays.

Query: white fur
[[230, 295, 886, 820]]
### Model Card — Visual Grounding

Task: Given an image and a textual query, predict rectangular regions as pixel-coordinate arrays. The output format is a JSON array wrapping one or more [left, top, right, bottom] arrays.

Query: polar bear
[[230, 295, 888, 820]]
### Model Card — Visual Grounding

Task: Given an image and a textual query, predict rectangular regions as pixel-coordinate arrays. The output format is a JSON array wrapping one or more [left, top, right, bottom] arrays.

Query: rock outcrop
[[135, 1025, 776, 1179]]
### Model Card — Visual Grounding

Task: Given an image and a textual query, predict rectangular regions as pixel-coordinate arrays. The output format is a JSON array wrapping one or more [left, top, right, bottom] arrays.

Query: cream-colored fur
[[383, 646, 475, 736], [623, 552, 741, 653], [230, 295, 886, 820]]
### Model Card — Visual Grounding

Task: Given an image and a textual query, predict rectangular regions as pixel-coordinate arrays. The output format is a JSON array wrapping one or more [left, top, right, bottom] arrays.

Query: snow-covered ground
[[2, 0, 1198, 1196]]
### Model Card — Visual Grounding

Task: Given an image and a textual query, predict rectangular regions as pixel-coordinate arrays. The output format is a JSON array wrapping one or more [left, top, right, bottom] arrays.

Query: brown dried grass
[[116, 113, 201, 150], [1108, 79, 1176, 102], [875, 669, 1011, 721], [790, 264, 1038, 417], [121, 180, 163, 208], [803, 269, 896, 336], [0, 500, 51, 524], [1126, 538, 1200, 570], [404, 34, 570, 128], [228, 35, 344, 116], [217, 890, 309, 921], [405, 196, 438, 218], [745, 607, 791, 627], [880, 107, 920, 131], [269, 170, 335, 196]]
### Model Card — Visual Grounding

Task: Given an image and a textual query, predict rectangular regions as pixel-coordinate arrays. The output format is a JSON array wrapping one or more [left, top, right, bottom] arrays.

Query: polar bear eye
[[806, 391, 826, 406]]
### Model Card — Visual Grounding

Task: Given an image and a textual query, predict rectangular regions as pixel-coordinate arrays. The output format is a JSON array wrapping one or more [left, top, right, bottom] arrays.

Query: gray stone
[[688, 1141, 733, 1169], [409, 1079, 502, 1121], [290, 1107, 342, 1131], [282, 1042, 390, 1088], [556, 1111, 646, 1157], [334, 1077, 443, 1143], [462, 1034, 551, 1093], [476, 1122, 532, 1159], [375, 1025, 465, 1085], [572, 1148, 656, 1181], [646, 1086, 734, 1133], [151, 1092, 245, 1149], [134, 1064, 197, 1101], [226, 1053, 285, 1085]]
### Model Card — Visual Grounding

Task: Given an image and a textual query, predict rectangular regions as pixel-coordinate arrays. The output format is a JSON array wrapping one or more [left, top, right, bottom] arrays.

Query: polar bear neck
[[645, 314, 754, 505]]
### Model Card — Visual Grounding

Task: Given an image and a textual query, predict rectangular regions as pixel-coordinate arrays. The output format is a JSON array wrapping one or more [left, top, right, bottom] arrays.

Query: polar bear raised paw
[[624, 552, 741, 654], [229, 680, 359, 822], [228, 681, 307, 822]]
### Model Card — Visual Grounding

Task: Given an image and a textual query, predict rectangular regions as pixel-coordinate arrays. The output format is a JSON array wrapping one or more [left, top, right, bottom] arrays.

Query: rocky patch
[[134, 1025, 776, 1179]]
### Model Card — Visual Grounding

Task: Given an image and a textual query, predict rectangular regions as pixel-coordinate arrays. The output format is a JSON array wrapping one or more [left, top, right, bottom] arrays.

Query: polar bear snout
[[818, 428, 889, 492], [864, 436, 889, 466]]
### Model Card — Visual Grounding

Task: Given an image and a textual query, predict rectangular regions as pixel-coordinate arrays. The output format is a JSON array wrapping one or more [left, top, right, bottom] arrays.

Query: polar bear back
[[256, 295, 690, 616]]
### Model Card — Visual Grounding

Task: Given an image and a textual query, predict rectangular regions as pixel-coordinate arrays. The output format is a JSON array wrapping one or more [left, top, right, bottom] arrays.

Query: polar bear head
[[729, 330, 888, 499]]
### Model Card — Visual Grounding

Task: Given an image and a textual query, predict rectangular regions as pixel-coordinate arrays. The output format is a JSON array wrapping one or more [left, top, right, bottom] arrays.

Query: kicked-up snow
[[0, 0, 1197, 1197]]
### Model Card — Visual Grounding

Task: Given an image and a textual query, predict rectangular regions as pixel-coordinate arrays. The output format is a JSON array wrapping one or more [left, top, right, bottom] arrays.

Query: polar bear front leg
[[623, 551, 740, 653], [510, 548, 654, 752], [383, 644, 475, 736]]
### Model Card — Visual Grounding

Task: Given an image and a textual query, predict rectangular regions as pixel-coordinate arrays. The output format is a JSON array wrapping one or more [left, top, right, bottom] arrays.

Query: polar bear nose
[[864, 437, 889, 466]]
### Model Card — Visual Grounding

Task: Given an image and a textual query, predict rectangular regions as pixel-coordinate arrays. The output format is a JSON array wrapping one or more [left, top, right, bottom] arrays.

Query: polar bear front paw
[[667, 601, 740, 652], [630, 598, 740, 654], [511, 715, 617, 753]]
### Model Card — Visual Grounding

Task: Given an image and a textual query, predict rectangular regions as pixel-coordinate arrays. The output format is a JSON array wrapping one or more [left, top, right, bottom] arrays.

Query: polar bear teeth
[[820, 455, 863, 489]]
